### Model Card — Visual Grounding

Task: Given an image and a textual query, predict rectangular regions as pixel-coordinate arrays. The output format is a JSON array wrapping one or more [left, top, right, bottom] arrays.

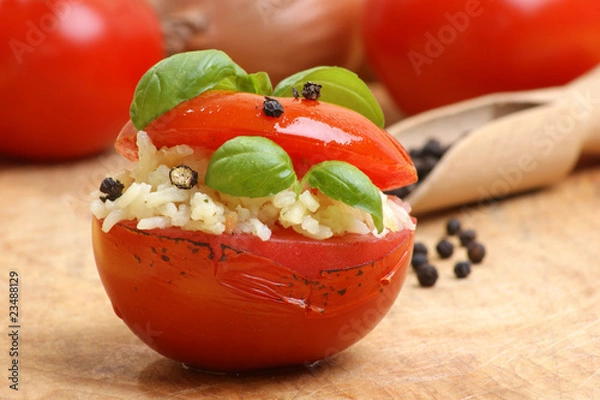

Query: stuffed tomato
[[91, 50, 417, 372]]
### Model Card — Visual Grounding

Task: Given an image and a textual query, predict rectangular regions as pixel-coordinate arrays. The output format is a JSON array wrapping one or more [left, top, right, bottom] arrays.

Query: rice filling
[[91, 132, 415, 241]]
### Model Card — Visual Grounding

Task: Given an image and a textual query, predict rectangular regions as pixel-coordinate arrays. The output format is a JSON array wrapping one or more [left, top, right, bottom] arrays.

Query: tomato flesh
[[92, 217, 413, 371], [116, 91, 417, 191]]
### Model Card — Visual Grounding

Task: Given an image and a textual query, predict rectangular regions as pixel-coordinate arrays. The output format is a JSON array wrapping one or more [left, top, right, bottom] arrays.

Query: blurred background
[[1, 0, 600, 161]]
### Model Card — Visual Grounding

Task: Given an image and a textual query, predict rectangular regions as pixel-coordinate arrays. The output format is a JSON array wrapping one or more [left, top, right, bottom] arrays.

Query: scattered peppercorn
[[459, 229, 477, 247], [292, 87, 300, 99], [454, 261, 471, 278], [416, 264, 438, 287], [385, 137, 450, 200], [410, 218, 487, 287], [99, 177, 124, 202], [446, 218, 461, 236], [263, 96, 284, 117], [414, 155, 438, 180], [386, 183, 416, 199], [413, 242, 428, 256], [467, 242, 486, 264], [421, 138, 446, 159], [301, 81, 322, 100], [411, 253, 428, 270], [436, 239, 454, 259], [169, 165, 199, 189]]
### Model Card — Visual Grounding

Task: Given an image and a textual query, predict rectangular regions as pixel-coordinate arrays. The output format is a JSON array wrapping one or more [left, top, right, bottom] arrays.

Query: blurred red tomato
[[0, 0, 164, 161], [362, 0, 600, 114]]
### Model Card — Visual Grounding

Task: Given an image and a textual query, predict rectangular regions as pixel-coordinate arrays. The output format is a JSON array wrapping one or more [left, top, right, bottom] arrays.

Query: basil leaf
[[235, 71, 273, 95], [205, 136, 297, 198], [273, 66, 385, 128], [130, 50, 272, 130], [304, 161, 384, 233]]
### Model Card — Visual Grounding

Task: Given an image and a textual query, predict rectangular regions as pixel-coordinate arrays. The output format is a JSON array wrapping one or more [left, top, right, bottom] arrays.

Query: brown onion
[[149, 0, 365, 84]]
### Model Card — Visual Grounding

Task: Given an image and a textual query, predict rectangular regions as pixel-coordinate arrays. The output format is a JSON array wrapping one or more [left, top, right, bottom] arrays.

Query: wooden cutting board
[[1, 151, 599, 399]]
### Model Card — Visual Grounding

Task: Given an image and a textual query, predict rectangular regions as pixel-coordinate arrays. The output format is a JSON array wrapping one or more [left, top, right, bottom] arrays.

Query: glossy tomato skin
[[363, 0, 600, 114], [0, 0, 164, 161], [92, 217, 413, 371], [116, 91, 417, 191]]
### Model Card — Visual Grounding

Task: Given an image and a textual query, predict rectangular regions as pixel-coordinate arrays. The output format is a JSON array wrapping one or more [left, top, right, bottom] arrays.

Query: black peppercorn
[[421, 138, 446, 159], [385, 183, 417, 199], [411, 253, 428, 270], [459, 229, 477, 247], [413, 242, 428, 256], [263, 96, 284, 117], [414, 155, 438, 180], [446, 218, 461, 236], [292, 87, 300, 99], [99, 177, 124, 202], [467, 242, 486, 264], [387, 137, 452, 201], [169, 165, 199, 189], [301, 81, 322, 100], [416, 264, 438, 287], [408, 148, 422, 160], [454, 261, 471, 278], [436, 239, 454, 259]]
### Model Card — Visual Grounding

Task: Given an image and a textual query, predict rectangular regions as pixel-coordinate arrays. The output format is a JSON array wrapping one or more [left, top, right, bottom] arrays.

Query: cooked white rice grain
[[190, 192, 226, 230], [146, 164, 169, 187], [163, 203, 191, 227], [137, 216, 170, 230], [280, 202, 307, 225], [273, 190, 297, 208], [300, 215, 321, 235], [91, 131, 415, 240], [102, 209, 128, 232], [237, 218, 271, 241], [116, 182, 149, 209], [299, 190, 320, 212], [145, 186, 188, 208]]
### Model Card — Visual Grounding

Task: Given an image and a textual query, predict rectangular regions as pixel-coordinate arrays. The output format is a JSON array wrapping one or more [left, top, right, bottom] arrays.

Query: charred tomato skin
[[92, 217, 414, 371]]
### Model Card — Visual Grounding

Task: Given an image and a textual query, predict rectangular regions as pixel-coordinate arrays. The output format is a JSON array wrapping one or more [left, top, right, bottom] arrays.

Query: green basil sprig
[[302, 161, 384, 233], [273, 66, 385, 128], [205, 137, 384, 233], [130, 50, 272, 130], [130, 50, 385, 130], [204, 136, 297, 198]]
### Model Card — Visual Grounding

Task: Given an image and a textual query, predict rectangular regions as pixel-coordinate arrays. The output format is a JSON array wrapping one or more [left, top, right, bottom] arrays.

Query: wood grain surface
[[1, 150, 599, 399]]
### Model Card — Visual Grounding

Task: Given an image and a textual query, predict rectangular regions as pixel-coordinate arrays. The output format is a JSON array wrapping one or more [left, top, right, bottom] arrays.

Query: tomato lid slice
[[116, 91, 416, 191]]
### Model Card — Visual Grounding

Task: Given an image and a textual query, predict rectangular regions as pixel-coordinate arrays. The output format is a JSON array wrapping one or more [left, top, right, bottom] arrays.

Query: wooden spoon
[[387, 66, 600, 215]]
